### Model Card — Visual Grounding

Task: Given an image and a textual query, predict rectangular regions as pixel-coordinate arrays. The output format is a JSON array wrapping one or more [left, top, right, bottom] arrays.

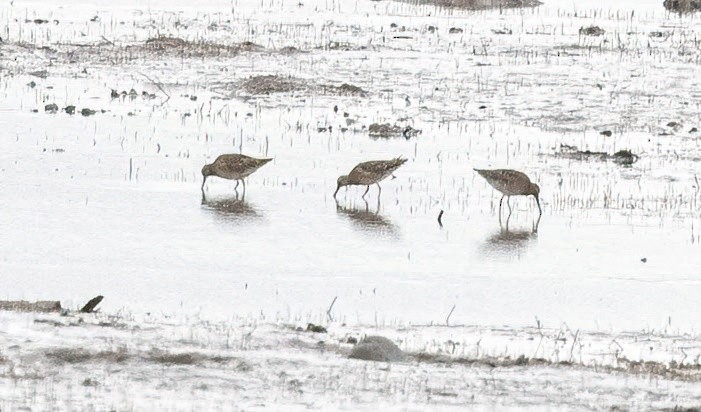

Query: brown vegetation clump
[[663, 0, 701, 12], [579, 26, 606, 36], [139, 36, 262, 58], [398, 0, 541, 10], [0, 300, 61, 313], [239, 75, 310, 95], [320, 83, 367, 97], [369, 123, 422, 139], [555, 144, 638, 165], [234, 75, 367, 98]]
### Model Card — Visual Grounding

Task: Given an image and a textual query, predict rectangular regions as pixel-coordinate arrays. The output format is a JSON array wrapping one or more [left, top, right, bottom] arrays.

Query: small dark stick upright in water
[[474, 169, 542, 218], [201, 154, 273, 196], [334, 157, 408, 199]]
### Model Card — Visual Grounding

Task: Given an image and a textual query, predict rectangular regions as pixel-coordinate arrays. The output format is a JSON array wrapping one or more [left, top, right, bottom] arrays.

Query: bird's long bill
[[535, 195, 542, 216], [333, 184, 340, 198]]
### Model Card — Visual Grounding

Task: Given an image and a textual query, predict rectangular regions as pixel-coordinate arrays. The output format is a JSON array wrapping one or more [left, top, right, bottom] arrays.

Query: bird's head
[[334, 175, 350, 197], [201, 164, 213, 178], [530, 183, 540, 198]]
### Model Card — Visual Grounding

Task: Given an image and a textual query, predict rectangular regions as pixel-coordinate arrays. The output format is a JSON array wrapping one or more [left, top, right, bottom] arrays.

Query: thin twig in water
[[327, 296, 337, 321], [446, 304, 456, 326], [437, 210, 444, 227], [139, 72, 170, 105], [569, 329, 579, 362]]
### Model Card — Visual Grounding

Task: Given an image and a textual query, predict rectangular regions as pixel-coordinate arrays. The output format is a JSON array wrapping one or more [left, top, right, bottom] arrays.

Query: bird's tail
[[394, 156, 408, 166]]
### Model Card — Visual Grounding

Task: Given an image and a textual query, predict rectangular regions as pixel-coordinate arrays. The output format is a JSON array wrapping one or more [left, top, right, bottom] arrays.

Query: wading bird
[[201, 154, 272, 196], [474, 169, 542, 218], [334, 157, 407, 199]]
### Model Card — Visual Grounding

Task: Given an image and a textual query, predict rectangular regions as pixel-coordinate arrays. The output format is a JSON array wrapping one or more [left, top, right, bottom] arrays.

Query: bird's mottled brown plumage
[[334, 157, 407, 198], [201, 154, 272, 194], [474, 168, 542, 216]]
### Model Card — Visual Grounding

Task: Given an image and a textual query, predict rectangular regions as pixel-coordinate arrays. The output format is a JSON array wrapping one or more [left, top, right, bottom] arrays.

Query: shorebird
[[201, 154, 272, 195], [474, 169, 542, 218], [334, 157, 407, 199]]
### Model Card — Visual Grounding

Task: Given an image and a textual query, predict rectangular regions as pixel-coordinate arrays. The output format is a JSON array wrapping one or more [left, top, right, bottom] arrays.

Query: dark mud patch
[[349, 336, 407, 362], [554, 144, 639, 165], [579, 26, 606, 36], [306, 323, 328, 333], [395, 0, 541, 10], [0, 300, 61, 313], [45, 348, 130, 364], [43, 347, 241, 367]]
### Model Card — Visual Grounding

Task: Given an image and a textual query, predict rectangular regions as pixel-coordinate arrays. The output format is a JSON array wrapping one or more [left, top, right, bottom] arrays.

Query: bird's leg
[[362, 185, 370, 199], [242, 179, 246, 193], [533, 213, 541, 234], [376, 183, 382, 197], [498, 194, 505, 226], [507, 196, 512, 216]]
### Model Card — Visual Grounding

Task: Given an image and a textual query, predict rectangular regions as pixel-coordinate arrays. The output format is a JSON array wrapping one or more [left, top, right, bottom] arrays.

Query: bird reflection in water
[[501, 204, 542, 233], [482, 213, 540, 256], [335, 197, 399, 239], [201, 193, 262, 224], [484, 228, 536, 253]]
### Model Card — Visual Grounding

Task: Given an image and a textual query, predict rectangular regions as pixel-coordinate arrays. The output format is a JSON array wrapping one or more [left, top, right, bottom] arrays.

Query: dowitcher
[[201, 154, 272, 195], [334, 157, 408, 199], [474, 169, 542, 217]]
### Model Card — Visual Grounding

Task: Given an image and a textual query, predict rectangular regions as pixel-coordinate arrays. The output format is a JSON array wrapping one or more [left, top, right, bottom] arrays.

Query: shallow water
[[0, 0, 700, 333]]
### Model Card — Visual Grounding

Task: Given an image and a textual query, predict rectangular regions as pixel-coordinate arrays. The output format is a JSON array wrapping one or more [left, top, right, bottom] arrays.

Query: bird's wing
[[476, 169, 530, 193], [216, 154, 247, 173], [355, 158, 406, 175]]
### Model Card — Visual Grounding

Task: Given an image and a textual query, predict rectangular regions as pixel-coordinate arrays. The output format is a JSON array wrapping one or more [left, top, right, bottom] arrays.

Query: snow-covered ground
[[1, 310, 700, 410], [0, 0, 700, 409]]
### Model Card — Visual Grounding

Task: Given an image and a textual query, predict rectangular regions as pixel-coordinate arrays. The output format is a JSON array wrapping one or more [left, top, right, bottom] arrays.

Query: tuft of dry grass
[[398, 0, 541, 10], [412, 352, 701, 382]]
